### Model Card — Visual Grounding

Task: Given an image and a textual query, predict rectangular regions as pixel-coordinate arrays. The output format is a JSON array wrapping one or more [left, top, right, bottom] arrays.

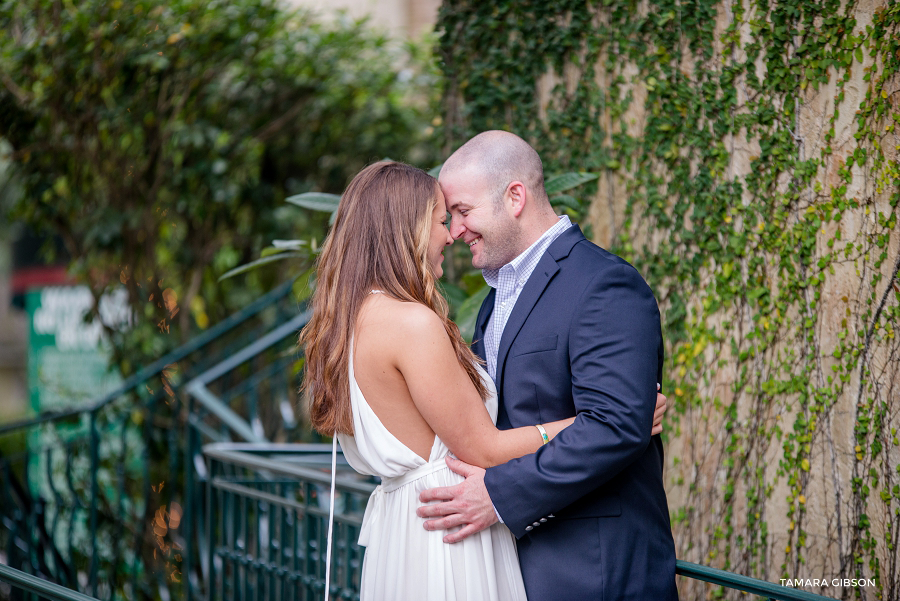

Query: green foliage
[[438, 0, 900, 597], [0, 0, 438, 370], [286, 192, 342, 214]]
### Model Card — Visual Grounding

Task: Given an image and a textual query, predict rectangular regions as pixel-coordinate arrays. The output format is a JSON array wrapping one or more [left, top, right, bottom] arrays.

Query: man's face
[[440, 172, 521, 270]]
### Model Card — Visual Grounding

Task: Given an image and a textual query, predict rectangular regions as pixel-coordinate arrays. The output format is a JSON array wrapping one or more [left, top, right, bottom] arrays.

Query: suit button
[[539, 518, 547, 523], [548, 514, 555, 518], [525, 526, 533, 532], [532, 521, 540, 527]]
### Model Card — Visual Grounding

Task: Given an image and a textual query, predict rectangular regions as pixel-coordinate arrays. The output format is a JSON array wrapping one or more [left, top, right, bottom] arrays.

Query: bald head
[[440, 130, 549, 209], [439, 131, 561, 268]]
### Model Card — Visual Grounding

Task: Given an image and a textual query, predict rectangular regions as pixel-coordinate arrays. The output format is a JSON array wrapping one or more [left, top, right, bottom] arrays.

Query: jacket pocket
[[511, 334, 558, 356]]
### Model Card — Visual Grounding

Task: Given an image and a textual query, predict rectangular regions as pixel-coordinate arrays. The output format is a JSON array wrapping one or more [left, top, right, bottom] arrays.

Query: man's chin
[[470, 252, 498, 270], [470, 250, 501, 271]]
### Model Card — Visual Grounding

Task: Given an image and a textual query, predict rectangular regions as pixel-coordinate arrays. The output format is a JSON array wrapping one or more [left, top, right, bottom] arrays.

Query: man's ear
[[507, 181, 527, 217]]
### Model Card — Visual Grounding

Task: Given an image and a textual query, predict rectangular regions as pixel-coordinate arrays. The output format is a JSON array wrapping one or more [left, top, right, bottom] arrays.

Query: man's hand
[[652, 383, 667, 436], [417, 456, 498, 543]]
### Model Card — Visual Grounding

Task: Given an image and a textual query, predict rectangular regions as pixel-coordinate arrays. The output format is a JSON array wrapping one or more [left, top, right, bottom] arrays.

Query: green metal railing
[[198, 443, 837, 601], [0, 280, 301, 601], [180, 307, 317, 600], [675, 561, 837, 600], [0, 564, 101, 601], [200, 444, 372, 601]]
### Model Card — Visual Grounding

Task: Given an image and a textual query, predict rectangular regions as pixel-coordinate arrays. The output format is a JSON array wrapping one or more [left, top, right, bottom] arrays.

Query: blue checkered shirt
[[482, 215, 572, 380]]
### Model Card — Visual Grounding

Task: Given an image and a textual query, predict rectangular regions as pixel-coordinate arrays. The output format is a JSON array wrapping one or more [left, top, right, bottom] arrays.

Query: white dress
[[337, 353, 527, 601]]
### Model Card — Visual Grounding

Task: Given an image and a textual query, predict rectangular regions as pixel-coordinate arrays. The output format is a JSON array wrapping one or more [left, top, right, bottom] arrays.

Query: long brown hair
[[300, 161, 488, 436]]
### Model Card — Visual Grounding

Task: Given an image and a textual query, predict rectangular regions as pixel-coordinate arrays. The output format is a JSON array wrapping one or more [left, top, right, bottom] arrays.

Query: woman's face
[[427, 187, 454, 278]]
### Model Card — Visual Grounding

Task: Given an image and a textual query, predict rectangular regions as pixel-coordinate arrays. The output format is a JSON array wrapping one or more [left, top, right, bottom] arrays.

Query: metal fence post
[[88, 411, 100, 599], [185, 394, 195, 601]]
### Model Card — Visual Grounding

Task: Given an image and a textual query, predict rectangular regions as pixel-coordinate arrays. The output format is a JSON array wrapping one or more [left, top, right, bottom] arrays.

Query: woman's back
[[349, 293, 441, 462], [336, 294, 525, 600], [337, 295, 463, 477]]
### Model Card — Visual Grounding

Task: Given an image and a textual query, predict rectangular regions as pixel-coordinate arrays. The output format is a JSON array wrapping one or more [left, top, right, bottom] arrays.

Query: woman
[[300, 161, 665, 600]]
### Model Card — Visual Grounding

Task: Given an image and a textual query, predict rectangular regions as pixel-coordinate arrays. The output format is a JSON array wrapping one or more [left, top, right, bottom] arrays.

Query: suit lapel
[[494, 225, 585, 395], [471, 287, 495, 362], [494, 256, 558, 394]]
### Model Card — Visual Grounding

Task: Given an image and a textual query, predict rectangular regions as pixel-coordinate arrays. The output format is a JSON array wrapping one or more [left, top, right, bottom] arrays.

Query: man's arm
[[419, 263, 663, 540], [419, 384, 668, 542]]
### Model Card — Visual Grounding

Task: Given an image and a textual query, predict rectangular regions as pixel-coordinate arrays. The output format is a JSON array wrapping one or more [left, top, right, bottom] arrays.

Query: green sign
[[26, 286, 129, 412]]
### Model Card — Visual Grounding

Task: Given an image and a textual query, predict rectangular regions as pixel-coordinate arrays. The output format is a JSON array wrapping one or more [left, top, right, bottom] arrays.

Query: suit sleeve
[[483, 263, 663, 537]]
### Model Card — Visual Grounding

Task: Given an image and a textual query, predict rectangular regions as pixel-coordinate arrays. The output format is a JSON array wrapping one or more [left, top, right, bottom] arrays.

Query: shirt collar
[[482, 215, 572, 289]]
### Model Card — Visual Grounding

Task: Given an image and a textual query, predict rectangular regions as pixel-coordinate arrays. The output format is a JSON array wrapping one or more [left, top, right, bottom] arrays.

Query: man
[[417, 131, 678, 600]]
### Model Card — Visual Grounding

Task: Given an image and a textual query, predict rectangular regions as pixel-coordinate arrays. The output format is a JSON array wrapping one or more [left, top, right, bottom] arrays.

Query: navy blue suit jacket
[[479, 225, 678, 600]]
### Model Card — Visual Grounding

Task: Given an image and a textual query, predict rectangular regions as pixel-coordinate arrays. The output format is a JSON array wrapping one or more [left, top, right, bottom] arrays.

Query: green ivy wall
[[438, 0, 899, 598]]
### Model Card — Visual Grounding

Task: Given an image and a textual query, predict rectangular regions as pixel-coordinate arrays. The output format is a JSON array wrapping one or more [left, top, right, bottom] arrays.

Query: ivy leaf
[[544, 172, 598, 195], [550, 194, 581, 210], [748, 287, 769, 300], [286, 192, 341, 213]]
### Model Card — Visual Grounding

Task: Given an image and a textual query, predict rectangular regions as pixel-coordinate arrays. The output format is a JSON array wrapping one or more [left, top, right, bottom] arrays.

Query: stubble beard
[[474, 211, 522, 271]]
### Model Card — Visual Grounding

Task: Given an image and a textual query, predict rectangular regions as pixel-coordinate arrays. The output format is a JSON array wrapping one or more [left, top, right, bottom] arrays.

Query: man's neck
[[515, 212, 565, 256]]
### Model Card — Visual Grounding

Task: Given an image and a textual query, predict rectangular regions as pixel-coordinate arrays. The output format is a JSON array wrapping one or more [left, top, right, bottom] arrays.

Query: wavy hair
[[300, 161, 488, 436]]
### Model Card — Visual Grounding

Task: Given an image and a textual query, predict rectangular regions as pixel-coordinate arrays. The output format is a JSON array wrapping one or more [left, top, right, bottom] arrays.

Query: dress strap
[[323, 436, 337, 601], [369, 289, 385, 295]]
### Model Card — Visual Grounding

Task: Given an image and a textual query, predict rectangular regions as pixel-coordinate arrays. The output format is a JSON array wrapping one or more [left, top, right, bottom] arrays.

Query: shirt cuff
[[485, 469, 503, 523], [492, 501, 504, 524]]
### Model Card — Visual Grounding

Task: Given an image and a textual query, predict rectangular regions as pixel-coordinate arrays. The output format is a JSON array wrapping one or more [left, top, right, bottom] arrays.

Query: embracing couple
[[301, 131, 679, 600]]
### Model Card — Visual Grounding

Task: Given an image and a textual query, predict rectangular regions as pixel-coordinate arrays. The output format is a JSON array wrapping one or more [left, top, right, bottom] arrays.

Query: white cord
[[324, 435, 337, 601]]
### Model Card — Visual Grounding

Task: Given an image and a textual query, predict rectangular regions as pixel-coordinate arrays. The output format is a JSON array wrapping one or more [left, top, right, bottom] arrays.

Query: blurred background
[[0, 0, 443, 425], [1, 0, 898, 599]]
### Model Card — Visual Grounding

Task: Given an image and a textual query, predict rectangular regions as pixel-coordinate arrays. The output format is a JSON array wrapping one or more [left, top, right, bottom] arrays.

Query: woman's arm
[[389, 303, 666, 468], [390, 306, 572, 468]]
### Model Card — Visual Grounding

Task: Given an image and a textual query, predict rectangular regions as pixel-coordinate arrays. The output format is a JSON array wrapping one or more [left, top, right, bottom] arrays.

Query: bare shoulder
[[356, 295, 446, 349]]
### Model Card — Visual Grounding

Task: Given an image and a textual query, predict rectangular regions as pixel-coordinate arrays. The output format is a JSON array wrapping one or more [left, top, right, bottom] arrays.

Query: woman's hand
[[652, 383, 667, 435]]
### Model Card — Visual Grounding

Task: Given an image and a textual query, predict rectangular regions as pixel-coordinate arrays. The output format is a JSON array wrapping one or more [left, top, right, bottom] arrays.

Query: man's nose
[[449, 220, 465, 239]]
